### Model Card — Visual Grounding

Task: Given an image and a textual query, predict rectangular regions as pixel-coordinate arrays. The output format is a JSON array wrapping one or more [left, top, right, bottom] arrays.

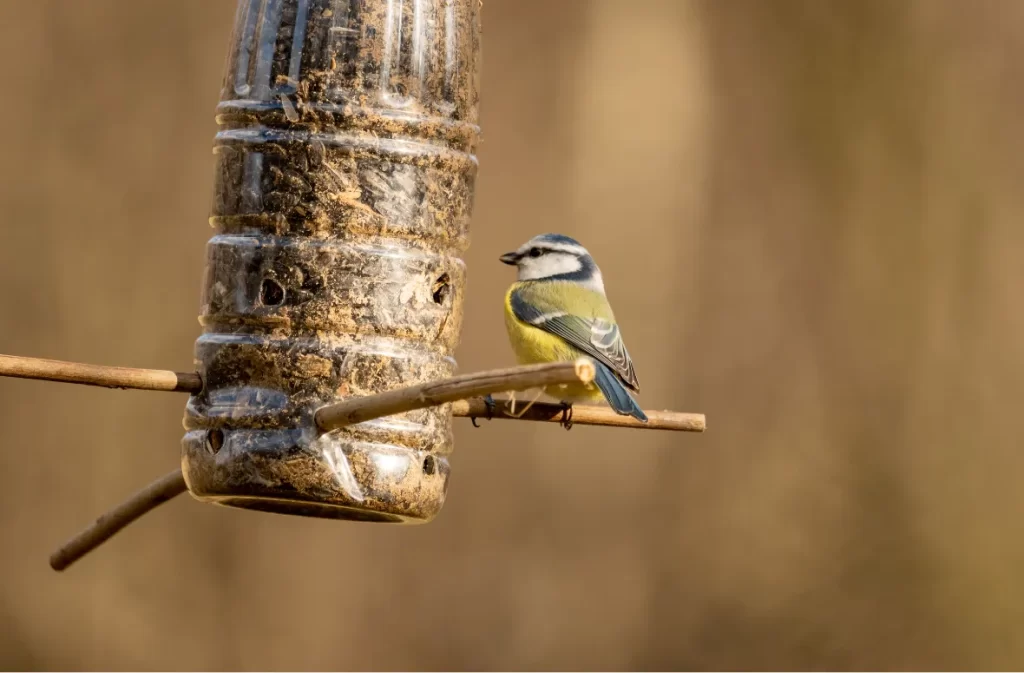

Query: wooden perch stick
[[453, 398, 706, 432], [314, 359, 596, 432], [0, 354, 201, 393], [20, 354, 704, 571], [49, 469, 188, 572], [0, 353, 705, 432]]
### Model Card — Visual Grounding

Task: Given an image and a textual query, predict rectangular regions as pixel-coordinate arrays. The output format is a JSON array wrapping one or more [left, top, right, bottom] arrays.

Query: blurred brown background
[[2, 0, 1023, 670]]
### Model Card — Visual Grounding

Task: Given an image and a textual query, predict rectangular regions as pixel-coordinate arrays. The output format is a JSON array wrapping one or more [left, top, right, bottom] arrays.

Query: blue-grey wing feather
[[593, 361, 647, 422], [510, 287, 641, 392]]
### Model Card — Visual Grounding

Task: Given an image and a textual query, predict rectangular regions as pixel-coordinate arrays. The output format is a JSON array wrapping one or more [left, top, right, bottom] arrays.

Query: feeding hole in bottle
[[260, 278, 285, 306], [206, 429, 224, 455], [422, 455, 436, 475], [432, 273, 451, 305]]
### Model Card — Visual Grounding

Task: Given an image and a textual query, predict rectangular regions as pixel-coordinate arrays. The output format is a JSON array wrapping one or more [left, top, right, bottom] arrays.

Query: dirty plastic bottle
[[181, 0, 481, 522]]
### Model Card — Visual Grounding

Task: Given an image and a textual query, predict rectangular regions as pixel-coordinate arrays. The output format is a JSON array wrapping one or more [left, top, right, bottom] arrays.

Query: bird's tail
[[593, 361, 648, 422]]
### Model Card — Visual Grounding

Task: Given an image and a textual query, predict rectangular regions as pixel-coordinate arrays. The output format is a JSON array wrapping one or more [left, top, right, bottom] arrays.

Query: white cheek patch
[[517, 253, 582, 280]]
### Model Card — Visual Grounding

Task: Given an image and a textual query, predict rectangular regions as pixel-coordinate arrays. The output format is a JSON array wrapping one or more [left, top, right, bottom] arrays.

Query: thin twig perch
[[49, 469, 188, 571], [453, 398, 706, 432], [0, 354, 201, 393], [0, 353, 706, 431], [0, 352, 705, 570]]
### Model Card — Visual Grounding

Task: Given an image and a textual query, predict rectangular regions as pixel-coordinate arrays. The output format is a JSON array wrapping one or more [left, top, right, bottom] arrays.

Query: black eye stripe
[[528, 247, 542, 257]]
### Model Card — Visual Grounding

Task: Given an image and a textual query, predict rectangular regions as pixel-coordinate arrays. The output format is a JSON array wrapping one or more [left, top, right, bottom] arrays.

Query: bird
[[491, 233, 647, 429]]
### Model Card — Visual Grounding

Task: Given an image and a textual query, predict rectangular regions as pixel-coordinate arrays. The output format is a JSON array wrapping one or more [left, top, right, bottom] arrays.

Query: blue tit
[[498, 233, 647, 425]]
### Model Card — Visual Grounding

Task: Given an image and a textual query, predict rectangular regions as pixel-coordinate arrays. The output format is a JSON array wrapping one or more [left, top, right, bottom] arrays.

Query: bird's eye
[[528, 248, 542, 258]]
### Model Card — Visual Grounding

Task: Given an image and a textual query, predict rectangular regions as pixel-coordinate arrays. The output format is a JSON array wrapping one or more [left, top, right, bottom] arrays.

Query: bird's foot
[[471, 394, 498, 428], [559, 401, 574, 431]]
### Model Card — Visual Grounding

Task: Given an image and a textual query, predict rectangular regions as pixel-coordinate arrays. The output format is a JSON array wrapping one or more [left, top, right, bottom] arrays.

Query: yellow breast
[[503, 286, 603, 403]]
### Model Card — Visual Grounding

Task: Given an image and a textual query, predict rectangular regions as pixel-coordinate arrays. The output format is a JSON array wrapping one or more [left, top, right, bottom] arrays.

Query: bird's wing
[[510, 283, 640, 392]]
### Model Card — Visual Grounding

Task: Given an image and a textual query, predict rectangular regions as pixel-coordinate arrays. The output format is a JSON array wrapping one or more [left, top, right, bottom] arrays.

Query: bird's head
[[499, 233, 605, 292]]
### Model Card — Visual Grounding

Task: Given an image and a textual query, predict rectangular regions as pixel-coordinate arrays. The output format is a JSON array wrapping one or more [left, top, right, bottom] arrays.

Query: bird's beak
[[499, 252, 519, 266]]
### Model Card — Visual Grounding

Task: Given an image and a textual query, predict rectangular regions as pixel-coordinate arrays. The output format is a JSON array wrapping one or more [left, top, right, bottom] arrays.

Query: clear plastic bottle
[[181, 0, 481, 522]]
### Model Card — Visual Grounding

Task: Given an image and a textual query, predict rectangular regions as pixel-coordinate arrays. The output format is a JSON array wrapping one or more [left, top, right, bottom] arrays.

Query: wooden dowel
[[452, 398, 706, 432], [314, 359, 597, 432], [0, 354, 706, 433], [41, 357, 706, 571], [0, 354, 201, 393], [49, 469, 188, 572]]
